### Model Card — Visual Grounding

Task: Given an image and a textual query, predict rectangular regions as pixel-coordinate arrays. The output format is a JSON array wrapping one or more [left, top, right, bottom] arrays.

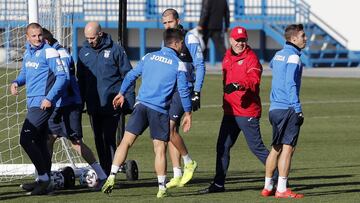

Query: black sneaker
[[20, 181, 38, 191], [26, 179, 50, 195], [199, 183, 225, 194]]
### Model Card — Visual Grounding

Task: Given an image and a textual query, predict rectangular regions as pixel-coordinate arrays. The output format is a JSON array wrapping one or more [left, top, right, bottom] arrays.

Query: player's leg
[[147, 106, 170, 198], [102, 103, 147, 194], [19, 107, 52, 195], [167, 91, 196, 187], [153, 139, 168, 198], [262, 109, 288, 196], [274, 109, 303, 198], [200, 115, 240, 194], [62, 105, 107, 183]]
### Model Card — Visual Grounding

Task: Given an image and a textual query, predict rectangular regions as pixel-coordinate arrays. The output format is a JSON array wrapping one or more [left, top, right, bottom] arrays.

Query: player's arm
[[117, 45, 135, 113], [45, 48, 67, 104], [177, 61, 192, 132], [113, 55, 145, 108], [285, 55, 302, 113], [186, 33, 205, 92], [11, 60, 27, 95]]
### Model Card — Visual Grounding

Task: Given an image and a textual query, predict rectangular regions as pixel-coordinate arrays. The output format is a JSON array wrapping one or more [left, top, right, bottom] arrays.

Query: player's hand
[[181, 112, 192, 133], [112, 93, 125, 109], [102, 175, 115, 195], [191, 91, 201, 112], [10, 83, 19, 95], [224, 83, 243, 94], [40, 99, 52, 110], [296, 112, 304, 126]]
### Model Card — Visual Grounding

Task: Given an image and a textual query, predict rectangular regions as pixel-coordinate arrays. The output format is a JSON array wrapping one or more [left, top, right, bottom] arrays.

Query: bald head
[[84, 21, 103, 48]]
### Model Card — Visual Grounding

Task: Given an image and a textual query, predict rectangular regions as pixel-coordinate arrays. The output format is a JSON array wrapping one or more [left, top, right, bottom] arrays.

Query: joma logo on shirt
[[25, 61, 39, 69], [150, 55, 172, 64]]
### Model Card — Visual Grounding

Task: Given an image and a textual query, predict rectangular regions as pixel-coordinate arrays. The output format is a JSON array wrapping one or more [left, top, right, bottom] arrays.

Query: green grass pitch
[[0, 73, 359, 202]]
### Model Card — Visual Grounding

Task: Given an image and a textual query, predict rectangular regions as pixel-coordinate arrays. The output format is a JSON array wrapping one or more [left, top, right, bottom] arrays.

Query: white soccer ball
[[51, 171, 65, 189], [79, 168, 98, 188]]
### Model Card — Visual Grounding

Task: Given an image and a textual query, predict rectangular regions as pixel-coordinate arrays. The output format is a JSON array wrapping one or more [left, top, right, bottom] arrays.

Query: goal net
[[0, 0, 86, 182]]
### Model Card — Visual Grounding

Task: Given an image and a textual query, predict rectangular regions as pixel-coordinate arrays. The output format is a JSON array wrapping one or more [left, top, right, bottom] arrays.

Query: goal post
[[0, 0, 86, 182]]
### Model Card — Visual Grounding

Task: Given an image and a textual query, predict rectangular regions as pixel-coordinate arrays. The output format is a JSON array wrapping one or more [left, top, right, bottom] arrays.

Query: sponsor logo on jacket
[[150, 54, 173, 64], [274, 55, 285, 61], [25, 61, 39, 69]]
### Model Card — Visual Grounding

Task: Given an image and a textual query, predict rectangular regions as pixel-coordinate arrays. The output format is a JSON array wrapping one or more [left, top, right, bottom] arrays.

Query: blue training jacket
[[14, 42, 67, 108], [52, 42, 82, 107], [120, 47, 192, 114], [269, 42, 303, 113], [183, 31, 206, 92], [161, 28, 205, 92], [77, 33, 135, 114]]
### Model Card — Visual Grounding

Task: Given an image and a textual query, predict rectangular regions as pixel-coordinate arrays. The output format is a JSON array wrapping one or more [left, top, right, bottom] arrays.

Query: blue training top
[[14, 41, 67, 108], [52, 42, 82, 107], [120, 47, 192, 114], [269, 42, 303, 113]]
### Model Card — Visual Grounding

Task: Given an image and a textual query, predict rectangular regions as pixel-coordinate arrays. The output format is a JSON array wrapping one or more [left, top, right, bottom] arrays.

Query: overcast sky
[[304, 0, 360, 50]]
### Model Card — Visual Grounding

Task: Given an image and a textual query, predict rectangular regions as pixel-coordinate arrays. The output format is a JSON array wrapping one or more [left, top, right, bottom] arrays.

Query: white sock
[[110, 164, 120, 175], [277, 176, 288, 193], [157, 175, 166, 190], [173, 167, 182, 178], [264, 177, 273, 190], [182, 154, 192, 165], [38, 173, 49, 182], [91, 162, 107, 180]]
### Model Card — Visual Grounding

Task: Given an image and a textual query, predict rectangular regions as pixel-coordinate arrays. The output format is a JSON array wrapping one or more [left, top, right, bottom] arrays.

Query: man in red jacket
[[200, 26, 272, 193]]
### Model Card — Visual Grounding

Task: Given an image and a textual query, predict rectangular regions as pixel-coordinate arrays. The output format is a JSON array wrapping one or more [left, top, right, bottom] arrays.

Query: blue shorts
[[269, 108, 302, 147], [48, 104, 83, 141], [169, 91, 184, 124], [125, 103, 170, 142]]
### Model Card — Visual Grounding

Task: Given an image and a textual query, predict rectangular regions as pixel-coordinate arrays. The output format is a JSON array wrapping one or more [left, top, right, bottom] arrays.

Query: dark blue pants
[[89, 113, 120, 176], [20, 107, 53, 176], [213, 115, 270, 186]]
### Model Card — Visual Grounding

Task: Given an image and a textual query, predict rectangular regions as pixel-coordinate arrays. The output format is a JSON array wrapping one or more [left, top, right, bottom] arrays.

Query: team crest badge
[[238, 60, 244, 65], [35, 50, 41, 57], [104, 50, 111, 58]]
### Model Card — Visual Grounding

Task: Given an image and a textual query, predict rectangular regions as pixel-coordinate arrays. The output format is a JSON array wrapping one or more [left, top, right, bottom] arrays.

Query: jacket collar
[[26, 41, 45, 54], [284, 41, 302, 55], [83, 32, 113, 51], [161, 46, 179, 56], [226, 45, 250, 61]]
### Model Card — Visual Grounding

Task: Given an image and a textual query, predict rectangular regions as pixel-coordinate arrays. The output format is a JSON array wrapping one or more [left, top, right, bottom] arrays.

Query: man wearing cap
[[199, 26, 271, 194]]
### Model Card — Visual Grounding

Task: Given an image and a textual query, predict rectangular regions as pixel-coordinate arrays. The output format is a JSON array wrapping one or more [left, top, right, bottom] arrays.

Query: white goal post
[[0, 0, 86, 182]]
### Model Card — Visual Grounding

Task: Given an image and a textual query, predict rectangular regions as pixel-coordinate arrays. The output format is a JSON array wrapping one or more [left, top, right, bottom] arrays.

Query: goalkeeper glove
[[224, 83, 243, 94], [296, 112, 304, 126], [191, 91, 201, 112]]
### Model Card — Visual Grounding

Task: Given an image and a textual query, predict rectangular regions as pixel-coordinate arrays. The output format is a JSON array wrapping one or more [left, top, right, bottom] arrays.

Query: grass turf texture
[[0, 74, 359, 202]]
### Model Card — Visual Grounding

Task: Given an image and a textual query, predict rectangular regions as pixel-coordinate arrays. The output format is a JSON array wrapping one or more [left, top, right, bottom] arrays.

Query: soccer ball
[[79, 168, 98, 188], [51, 171, 65, 190]]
